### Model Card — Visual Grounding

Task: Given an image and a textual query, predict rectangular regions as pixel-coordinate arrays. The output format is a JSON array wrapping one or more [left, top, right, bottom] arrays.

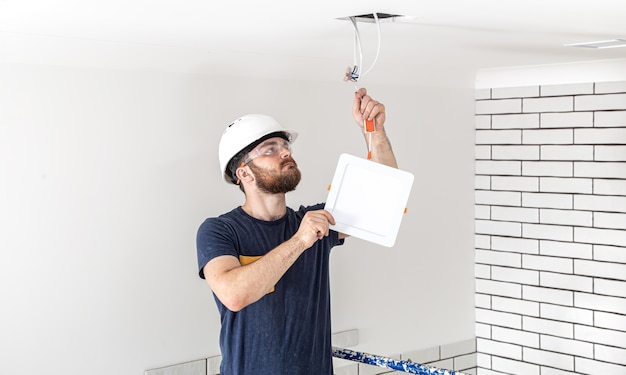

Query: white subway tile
[[491, 176, 539, 192], [575, 93, 626, 111], [539, 335, 593, 358], [593, 179, 626, 196], [476, 292, 492, 307], [476, 352, 492, 368], [540, 303, 593, 325], [441, 338, 476, 358], [475, 205, 491, 219], [476, 220, 522, 237], [574, 128, 626, 144], [541, 83, 594, 97], [574, 324, 626, 347], [595, 81, 626, 94], [539, 240, 592, 259], [522, 161, 573, 177], [540, 366, 580, 375], [523, 129, 573, 144], [492, 326, 539, 348], [575, 227, 626, 247], [492, 145, 540, 160], [492, 206, 538, 223], [522, 347, 574, 371], [475, 175, 491, 190], [522, 223, 574, 242], [574, 194, 626, 213], [476, 89, 492, 100], [492, 236, 539, 254], [492, 356, 540, 375], [476, 129, 522, 144], [540, 208, 592, 227], [540, 272, 593, 293], [575, 161, 626, 179], [523, 317, 574, 339], [425, 358, 454, 371], [594, 211, 626, 229], [477, 338, 522, 360], [539, 177, 592, 194], [476, 145, 492, 160], [574, 292, 626, 314], [575, 357, 626, 375], [522, 285, 573, 306], [476, 264, 492, 280], [595, 278, 626, 298], [492, 267, 539, 286], [476, 190, 521, 206], [595, 311, 626, 331], [540, 145, 594, 161], [522, 254, 573, 273], [476, 249, 521, 268], [594, 244, 626, 263], [492, 295, 539, 315], [594, 110, 626, 127], [476, 322, 492, 339], [492, 113, 539, 129], [401, 346, 440, 364], [476, 115, 492, 129], [595, 344, 626, 366], [540, 111, 593, 128], [493, 86, 539, 99], [522, 192, 573, 210], [476, 234, 491, 249], [595, 145, 626, 161], [476, 279, 522, 298], [476, 160, 522, 175], [476, 99, 523, 115], [574, 259, 626, 281], [454, 353, 477, 371], [145, 359, 207, 375], [476, 308, 522, 329], [523, 97, 574, 113]]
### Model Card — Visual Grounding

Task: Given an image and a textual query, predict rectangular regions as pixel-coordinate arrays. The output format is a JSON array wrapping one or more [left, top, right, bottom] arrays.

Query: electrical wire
[[346, 13, 382, 83], [361, 12, 381, 77]]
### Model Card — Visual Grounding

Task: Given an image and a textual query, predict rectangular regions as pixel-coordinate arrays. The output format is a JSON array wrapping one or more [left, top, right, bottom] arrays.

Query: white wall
[[474, 59, 626, 375], [0, 62, 476, 374]]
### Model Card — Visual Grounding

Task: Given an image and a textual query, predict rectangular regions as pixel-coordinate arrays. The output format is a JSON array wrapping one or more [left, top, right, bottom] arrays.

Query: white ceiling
[[1, 0, 626, 86]]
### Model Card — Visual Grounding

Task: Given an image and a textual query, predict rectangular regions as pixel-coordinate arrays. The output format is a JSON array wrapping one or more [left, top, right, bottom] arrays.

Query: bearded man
[[196, 88, 398, 375]]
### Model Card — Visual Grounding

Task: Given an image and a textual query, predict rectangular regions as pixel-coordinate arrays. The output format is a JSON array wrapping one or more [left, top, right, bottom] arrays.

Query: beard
[[247, 158, 302, 194]]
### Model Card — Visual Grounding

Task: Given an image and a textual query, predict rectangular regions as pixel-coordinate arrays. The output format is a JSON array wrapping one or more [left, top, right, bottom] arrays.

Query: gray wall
[[0, 63, 476, 374]]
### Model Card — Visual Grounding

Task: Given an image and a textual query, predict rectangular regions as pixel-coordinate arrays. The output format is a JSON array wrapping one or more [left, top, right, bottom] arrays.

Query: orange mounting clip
[[364, 118, 375, 133]]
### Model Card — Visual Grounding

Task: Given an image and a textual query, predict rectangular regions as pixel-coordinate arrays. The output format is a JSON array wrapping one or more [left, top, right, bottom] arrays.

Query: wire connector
[[345, 66, 360, 82]]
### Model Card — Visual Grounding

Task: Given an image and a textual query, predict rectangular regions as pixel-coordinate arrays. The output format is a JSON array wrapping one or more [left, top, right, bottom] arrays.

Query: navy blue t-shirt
[[196, 203, 343, 375]]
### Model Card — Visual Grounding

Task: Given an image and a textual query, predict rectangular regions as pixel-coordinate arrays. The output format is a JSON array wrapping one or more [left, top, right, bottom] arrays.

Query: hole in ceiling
[[337, 12, 413, 23]]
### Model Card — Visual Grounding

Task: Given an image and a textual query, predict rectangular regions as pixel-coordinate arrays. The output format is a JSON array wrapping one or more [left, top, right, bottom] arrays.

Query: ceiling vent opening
[[337, 12, 413, 23]]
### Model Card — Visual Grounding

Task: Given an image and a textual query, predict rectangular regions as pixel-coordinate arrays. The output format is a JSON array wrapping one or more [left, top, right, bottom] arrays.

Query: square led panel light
[[324, 154, 414, 247]]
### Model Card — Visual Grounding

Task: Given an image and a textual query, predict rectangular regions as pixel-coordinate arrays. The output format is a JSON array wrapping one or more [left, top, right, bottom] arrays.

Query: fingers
[[297, 210, 336, 246], [354, 87, 385, 124]]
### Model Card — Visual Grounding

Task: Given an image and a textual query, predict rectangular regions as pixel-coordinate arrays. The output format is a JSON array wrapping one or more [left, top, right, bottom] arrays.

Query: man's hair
[[226, 131, 290, 192]]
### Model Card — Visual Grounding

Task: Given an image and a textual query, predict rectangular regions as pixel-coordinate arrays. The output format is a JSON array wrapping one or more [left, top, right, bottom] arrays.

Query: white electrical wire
[[348, 12, 382, 82], [361, 12, 381, 77]]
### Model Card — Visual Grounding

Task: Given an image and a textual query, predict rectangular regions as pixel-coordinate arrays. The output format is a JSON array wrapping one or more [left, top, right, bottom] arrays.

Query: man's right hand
[[294, 210, 336, 248]]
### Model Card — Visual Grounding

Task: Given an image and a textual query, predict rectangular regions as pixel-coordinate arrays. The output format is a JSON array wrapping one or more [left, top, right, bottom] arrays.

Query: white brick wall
[[475, 81, 626, 374]]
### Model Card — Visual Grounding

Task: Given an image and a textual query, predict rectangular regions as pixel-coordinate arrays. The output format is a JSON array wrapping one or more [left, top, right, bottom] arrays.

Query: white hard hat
[[218, 114, 298, 184]]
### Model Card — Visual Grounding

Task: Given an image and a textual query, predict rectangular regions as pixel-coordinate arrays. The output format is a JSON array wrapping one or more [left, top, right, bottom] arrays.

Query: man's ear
[[236, 166, 253, 184]]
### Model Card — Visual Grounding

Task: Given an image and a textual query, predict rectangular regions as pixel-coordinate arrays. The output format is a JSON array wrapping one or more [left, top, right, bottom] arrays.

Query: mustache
[[281, 157, 297, 167]]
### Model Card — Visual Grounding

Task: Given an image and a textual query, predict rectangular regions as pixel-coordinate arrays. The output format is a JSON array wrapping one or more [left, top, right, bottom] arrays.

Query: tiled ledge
[[145, 333, 476, 375]]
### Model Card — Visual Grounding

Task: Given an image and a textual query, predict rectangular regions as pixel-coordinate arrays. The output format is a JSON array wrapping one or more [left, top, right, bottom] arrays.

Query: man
[[196, 88, 398, 374]]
